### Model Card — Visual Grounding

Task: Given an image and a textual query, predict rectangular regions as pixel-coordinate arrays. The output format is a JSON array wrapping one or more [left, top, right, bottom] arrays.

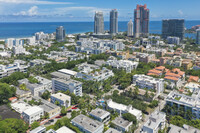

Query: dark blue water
[[0, 21, 199, 39]]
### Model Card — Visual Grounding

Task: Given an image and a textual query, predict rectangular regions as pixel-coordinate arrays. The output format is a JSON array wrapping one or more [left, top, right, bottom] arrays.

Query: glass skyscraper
[[94, 11, 104, 34], [56, 26, 66, 42], [110, 9, 118, 35]]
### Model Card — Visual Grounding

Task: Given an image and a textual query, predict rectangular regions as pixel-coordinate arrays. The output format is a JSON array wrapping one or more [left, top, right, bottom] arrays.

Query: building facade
[[127, 19, 134, 37], [110, 9, 118, 35], [162, 19, 185, 40], [94, 11, 104, 34], [51, 92, 71, 108], [56, 26, 66, 42], [196, 29, 200, 45], [134, 4, 149, 38]]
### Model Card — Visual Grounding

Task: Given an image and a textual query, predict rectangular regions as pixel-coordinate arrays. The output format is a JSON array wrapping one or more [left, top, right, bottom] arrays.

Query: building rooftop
[[30, 126, 46, 133], [71, 114, 103, 133], [105, 128, 122, 133], [168, 124, 200, 133], [51, 71, 70, 79], [58, 69, 77, 76], [11, 101, 31, 113], [52, 78, 82, 86], [89, 108, 110, 119], [143, 111, 166, 130], [23, 106, 43, 115], [51, 92, 71, 102], [112, 117, 132, 129], [56, 126, 75, 133]]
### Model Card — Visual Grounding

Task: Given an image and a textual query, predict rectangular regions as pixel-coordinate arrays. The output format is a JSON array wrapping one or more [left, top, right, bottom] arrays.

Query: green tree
[[0, 83, 16, 105], [61, 107, 66, 116], [55, 101, 60, 106], [31, 121, 40, 130], [41, 90, 51, 100], [122, 113, 137, 124], [0, 118, 28, 133]]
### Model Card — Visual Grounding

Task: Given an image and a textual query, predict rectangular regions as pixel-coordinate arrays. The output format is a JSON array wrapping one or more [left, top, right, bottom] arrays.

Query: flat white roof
[[58, 69, 77, 76], [56, 126, 75, 133], [51, 92, 71, 101], [23, 106, 43, 115]]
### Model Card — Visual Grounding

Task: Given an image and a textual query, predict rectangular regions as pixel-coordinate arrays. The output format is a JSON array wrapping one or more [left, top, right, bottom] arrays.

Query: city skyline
[[0, 0, 200, 22]]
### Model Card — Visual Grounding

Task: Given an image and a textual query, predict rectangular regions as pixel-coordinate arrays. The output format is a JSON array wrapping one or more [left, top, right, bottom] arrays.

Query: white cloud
[[0, 0, 72, 5], [14, 6, 38, 16], [178, 10, 183, 15]]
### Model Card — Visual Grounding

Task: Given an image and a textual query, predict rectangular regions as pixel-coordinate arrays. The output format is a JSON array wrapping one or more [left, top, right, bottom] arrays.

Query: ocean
[[0, 21, 199, 39]]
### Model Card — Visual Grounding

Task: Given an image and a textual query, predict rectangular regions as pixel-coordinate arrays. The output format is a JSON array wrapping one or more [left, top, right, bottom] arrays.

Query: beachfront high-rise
[[127, 19, 134, 37], [134, 4, 149, 38], [94, 11, 104, 34], [56, 26, 66, 42], [110, 9, 118, 35], [196, 29, 200, 45], [162, 19, 185, 40]]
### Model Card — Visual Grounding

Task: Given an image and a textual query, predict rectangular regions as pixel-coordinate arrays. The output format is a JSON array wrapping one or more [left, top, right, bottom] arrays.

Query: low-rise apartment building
[[52, 78, 82, 96], [89, 108, 110, 123], [0, 63, 28, 78], [141, 111, 166, 133], [106, 60, 138, 73], [51, 92, 71, 108], [107, 99, 142, 120], [22, 106, 44, 124], [111, 117, 132, 133], [71, 114, 104, 133], [132, 74, 164, 94]]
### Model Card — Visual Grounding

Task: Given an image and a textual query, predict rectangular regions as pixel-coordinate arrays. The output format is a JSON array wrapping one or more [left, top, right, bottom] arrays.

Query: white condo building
[[52, 78, 82, 96], [132, 74, 164, 94], [22, 106, 44, 124], [51, 92, 71, 108], [0, 63, 28, 78], [106, 60, 138, 73], [166, 90, 200, 119], [107, 99, 142, 120], [127, 19, 134, 36], [141, 111, 166, 133]]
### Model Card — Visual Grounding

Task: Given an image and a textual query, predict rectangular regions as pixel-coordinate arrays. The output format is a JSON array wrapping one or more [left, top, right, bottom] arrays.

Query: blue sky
[[0, 0, 200, 22]]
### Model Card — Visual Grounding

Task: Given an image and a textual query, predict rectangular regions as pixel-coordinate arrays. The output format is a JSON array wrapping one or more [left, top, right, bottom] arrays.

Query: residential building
[[168, 124, 200, 133], [71, 114, 104, 133], [13, 45, 27, 55], [30, 59, 51, 67], [94, 11, 104, 34], [166, 90, 200, 119], [52, 78, 82, 96], [16, 87, 31, 99], [106, 60, 138, 73], [107, 99, 142, 120], [162, 19, 185, 40], [167, 36, 180, 45], [188, 76, 199, 83], [76, 63, 114, 81], [110, 9, 118, 34], [30, 126, 46, 133], [11, 101, 32, 114], [22, 106, 44, 124], [89, 108, 110, 123], [134, 4, 149, 38], [135, 52, 155, 63], [56, 26, 66, 42], [51, 92, 71, 108], [132, 74, 164, 94], [182, 59, 193, 70], [127, 19, 134, 37], [196, 29, 200, 45], [111, 117, 132, 133], [105, 128, 121, 133], [18, 76, 52, 96], [33, 96, 61, 118], [141, 111, 166, 133], [0, 63, 28, 78], [56, 126, 76, 133]]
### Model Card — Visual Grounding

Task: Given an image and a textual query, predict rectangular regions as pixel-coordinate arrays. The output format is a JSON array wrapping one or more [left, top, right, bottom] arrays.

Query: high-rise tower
[[94, 11, 104, 34], [134, 4, 149, 38], [56, 26, 66, 42], [110, 9, 118, 35], [127, 19, 133, 36]]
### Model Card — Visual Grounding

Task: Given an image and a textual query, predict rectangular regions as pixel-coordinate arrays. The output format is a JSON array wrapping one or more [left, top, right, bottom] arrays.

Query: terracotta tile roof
[[155, 66, 165, 71], [148, 69, 162, 74], [147, 73, 159, 76], [164, 76, 179, 81], [9, 97, 17, 101], [188, 76, 199, 82], [165, 72, 181, 78]]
